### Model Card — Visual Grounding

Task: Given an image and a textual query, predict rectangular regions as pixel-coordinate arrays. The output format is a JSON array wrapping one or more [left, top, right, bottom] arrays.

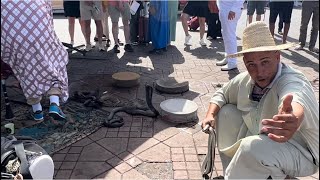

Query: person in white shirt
[[215, 0, 244, 71]]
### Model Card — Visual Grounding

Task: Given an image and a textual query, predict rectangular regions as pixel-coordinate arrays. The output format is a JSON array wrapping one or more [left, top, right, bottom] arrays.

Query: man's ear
[[275, 51, 281, 60]]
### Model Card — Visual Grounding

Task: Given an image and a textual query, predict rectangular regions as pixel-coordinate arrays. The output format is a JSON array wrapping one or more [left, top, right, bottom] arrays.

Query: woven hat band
[[242, 22, 276, 51]]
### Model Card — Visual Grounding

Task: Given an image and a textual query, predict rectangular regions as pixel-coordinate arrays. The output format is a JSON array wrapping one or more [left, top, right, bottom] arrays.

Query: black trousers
[[207, 13, 222, 38]]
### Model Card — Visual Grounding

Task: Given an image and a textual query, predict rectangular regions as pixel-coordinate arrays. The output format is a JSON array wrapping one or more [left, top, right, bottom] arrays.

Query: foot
[[31, 110, 44, 121], [294, 45, 304, 50], [149, 49, 163, 54], [94, 35, 107, 42], [207, 36, 213, 40], [97, 43, 105, 51], [118, 39, 124, 46], [184, 35, 192, 46], [85, 44, 93, 52], [106, 39, 111, 47], [216, 58, 228, 66], [221, 63, 238, 71], [124, 44, 134, 52], [309, 47, 319, 53], [113, 44, 120, 53], [278, 31, 283, 35], [49, 103, 66, 120], [199, 38, 207, 46], [131, 41, 139, 46], [70, 40, 74, 47]]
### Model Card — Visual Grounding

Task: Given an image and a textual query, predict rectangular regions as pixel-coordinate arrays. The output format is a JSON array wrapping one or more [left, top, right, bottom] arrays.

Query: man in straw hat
[[201, 21, 318, 179]]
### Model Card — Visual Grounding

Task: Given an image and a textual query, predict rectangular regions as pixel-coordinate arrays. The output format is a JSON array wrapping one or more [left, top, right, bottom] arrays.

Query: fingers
[[279, 94, 293, 114], [267, 133, 288, 143], [261, 114, 298, 130]]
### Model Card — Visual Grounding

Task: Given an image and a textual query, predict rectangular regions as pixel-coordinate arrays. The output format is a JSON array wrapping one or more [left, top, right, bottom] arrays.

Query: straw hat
[[228, 21, 296, 58]]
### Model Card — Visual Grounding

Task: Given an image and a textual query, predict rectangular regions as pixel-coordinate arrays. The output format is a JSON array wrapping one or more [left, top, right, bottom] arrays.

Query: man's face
[[243, 51, 280, 89]]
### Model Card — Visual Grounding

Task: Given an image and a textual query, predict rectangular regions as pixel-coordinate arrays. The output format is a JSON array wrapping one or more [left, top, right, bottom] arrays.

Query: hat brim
[[227, 43, 296, 58]]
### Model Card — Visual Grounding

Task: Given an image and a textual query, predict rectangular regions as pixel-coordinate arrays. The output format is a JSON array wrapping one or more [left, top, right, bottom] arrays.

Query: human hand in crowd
[[260, 94, 300, 143], [228, 11, 236, 20], [201, 117, 215, 134], [85, 0, 94, 6]]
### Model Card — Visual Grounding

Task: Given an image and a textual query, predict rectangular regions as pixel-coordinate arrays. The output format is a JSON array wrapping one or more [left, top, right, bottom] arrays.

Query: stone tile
[[186, 162, 200, 170], [64, 154, 79, 161], [163, 132, 194, 147], [71, 162, 112, 179], [174, 170, 188, 180], [311, 171, 319, 179], [68, 146, 83, 154], [214, 162, 223, 171], [193, 131, 209, 147], [173, 162, 186, 170], [130, 131, 141, 137], [108, 127, 120, 132], [117, 151, 135, 161], [122, 169, 150, 180], [188, 170, 202, 180], [141, 131, 153, 137], [172, 154, 185, 162], [137, 143, 171, 162], [54, 161, 62, 170], [184, 147, 197, 154], [216, 171, 224, 176], [55, 170, 72, 179], [58, 147, 70, 153], [78, 142, 114, 161], [127, 138, 159, 155], [97, 138, 129, 155], [114, 162, 132, 174], [60, 162, 76, 170], [89, 127, 108, 141], [94, 169, 122, 179], [119, 126, 131, 131], [72, 137, 93, 146], [153, 120, 180, 141], [106, 131, 118, 137], [131, 126, 142, 131], [196, 146, 208, 155], [118, 131, 130, 137], [132, 117, 143, 126], [52, 154, 66, 161], [185, 154, 199, 162], [126, 157, 143, 167], [215, 154, 221, 162], [171, 147, 183, 154], [107, 156, 124, 167]]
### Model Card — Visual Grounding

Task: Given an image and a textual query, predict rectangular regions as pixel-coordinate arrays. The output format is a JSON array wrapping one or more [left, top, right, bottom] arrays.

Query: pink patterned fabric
[[1, 0, 69, 102]]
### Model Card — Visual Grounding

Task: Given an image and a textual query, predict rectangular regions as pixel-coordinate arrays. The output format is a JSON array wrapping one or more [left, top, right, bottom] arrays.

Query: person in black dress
[[181, 1, 210, 46], [63, 0, 85, 46]]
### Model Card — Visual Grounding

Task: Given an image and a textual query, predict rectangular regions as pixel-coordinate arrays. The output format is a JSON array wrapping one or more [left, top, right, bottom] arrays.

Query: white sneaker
[[221, 63, 238, 71], [216, 58, 228, 66], [98, 43, 105, 51], [185, 35, 192, 46], [199, 39, 207, 46], [295, 45, 304, 50], [85, 44, 93, 52], [70, 40, 74, 47]]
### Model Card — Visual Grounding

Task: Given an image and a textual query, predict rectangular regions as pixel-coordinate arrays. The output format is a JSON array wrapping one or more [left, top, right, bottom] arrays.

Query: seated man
[[202, 22, 319, 179]]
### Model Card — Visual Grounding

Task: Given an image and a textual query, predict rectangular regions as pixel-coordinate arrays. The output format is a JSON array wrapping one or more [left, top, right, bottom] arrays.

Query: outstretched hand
[[260, 94, 300, 143]]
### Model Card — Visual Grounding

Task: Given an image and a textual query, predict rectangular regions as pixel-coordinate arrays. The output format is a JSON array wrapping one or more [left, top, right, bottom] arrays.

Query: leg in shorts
[[79, 1, 103, 21], [108, 3, 131, 23]]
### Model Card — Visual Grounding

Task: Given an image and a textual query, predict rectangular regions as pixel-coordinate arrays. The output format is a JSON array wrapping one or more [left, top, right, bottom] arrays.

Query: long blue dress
[[149, 0, 170, 49]]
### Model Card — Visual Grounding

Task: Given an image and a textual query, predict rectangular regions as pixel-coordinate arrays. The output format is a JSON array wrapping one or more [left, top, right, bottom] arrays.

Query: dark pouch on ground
[[1, 135, 48, 179]]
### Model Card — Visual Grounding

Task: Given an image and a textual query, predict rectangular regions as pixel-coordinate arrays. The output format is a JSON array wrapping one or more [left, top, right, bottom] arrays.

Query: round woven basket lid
[[160, 98, 198, 123], [112, 72, 140, 87], [160, 98, 198, 115], [155, 78, 189, 94]]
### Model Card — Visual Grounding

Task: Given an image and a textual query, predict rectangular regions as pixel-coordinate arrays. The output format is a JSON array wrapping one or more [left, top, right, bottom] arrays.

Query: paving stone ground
[[2, 6, 319, 180]]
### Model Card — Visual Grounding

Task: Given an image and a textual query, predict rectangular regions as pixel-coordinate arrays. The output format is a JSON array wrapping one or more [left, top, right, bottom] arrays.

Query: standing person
[[94, 0, 111, 47], [181, 1, 210, 46], [278, 11, 284, 35], [80, 1, 104, 51], [1, 0, 69, 121], [216, 0, 244, 71], [246, 0, 266, 24], [108, 0, 134, 53], [130, 1, 143, 45], [201, 22, 318, 179], [148, 0, 170, 54], [295, 1, 319, 53], [63, 0, 85, 46], [269, 0, 294, 44], [207, 0, 222, 40], [168, 0, 179, 43]]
